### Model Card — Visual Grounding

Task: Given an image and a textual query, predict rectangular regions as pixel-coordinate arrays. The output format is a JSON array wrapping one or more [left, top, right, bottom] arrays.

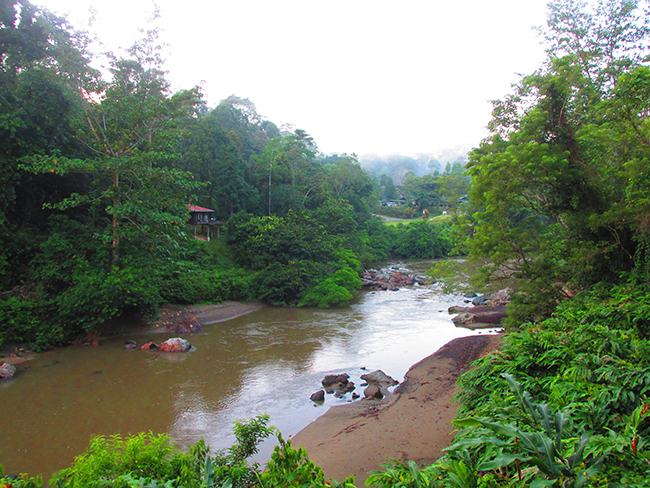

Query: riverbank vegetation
[[428, 0, 650, 485]]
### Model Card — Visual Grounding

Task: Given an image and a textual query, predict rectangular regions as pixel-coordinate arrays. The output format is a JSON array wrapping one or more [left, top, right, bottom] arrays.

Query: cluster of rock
[[310, 369, 399, 404], [361, 267, 428, 291], [173, 318, 202, 334], [449, 288, 512, 329], [125, 337, 192, 353], [0, 361, 16, 379], [152, 308, 204, 335], [311, 373, 358, 402]]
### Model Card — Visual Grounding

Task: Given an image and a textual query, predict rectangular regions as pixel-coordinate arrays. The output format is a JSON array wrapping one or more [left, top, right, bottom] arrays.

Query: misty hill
[[359, 145, 470, 185]]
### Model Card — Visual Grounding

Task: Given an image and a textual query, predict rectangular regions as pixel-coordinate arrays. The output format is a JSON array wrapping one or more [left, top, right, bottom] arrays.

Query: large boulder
[[0, 362, 17, 379], [360, 369, 399, 386], [451, 309, 508, 328], [471, 288, 512, 307], [158, 338, 191, 353], [452, 288, 512, 329], [360, 370, 399, 399], [489, 288, 512, 306]]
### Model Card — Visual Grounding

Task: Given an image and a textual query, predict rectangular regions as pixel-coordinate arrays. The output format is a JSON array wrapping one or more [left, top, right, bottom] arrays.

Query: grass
[[381, 214, 454, 226]]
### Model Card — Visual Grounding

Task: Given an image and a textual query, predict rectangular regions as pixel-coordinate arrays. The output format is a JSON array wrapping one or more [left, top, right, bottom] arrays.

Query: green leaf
[[478, 453, 531, 471]]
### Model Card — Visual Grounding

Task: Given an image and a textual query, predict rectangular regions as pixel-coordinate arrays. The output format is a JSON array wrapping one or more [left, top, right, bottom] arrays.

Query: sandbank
[[292, 334, 502, 484]]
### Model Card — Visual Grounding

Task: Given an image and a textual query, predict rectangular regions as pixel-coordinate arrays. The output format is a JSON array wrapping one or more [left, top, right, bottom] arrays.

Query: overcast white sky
[[38, 0, 550, 157]]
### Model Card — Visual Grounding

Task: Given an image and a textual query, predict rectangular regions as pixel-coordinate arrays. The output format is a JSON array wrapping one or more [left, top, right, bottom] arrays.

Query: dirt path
[[292, 334, 502, 484]]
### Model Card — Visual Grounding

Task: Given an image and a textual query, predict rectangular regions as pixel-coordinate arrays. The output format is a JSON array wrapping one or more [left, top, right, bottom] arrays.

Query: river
[[0, 260, 498, 479]]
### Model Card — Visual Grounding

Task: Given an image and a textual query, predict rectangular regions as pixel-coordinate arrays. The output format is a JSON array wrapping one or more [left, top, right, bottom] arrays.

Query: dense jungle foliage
[[0, 0, 459, 351], [4, 0, 650, 486], [428, 0, 650, 486]]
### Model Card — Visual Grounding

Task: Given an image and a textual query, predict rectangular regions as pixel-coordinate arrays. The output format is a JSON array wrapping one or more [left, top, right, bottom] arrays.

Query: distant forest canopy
[[359, 147, 470, 185]]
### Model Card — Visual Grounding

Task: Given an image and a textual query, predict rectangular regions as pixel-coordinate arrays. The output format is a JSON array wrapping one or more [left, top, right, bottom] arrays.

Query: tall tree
[[0, 0, 92, 225], [251, 129, 319, 216], [464, 0, 650, 320], [24, 27, 202, 267], [181, 113, 257, 217]]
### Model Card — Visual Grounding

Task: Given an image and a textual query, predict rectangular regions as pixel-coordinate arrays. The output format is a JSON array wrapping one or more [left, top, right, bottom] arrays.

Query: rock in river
[[360, 370, 399, 400], [310, 390, 325, 403], [322, 373, 356, 395], [158, 338, 192, 353], [0, 362, 17, 379]]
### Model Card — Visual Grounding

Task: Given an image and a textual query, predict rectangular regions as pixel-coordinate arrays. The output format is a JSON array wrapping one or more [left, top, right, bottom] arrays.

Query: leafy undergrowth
[[0, 414, 357, 488], [433, 281, 650, 487]]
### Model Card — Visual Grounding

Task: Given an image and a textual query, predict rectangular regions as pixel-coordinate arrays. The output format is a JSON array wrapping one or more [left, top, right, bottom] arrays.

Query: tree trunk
[[111, 168, 120, 267]]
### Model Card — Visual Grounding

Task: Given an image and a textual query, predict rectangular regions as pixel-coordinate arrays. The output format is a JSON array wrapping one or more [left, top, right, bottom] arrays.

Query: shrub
[[386, 221, 453, 259], [51, 415, 274, 488], [299, 268, 362, 308], [159, 266, 252, 305], [0, 297, 67, 351], [52, 432, 193, 488], [374, 205, 417, 219], [57, 266, 160, 331], [259, 433, 355, 488]]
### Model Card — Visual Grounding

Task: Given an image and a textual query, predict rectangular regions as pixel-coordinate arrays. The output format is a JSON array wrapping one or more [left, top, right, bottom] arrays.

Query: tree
[[24, 27, 202, 267], [321, 154, 374, 215], [0, 0, 92, 226], [541, 0, 650, 91], [464, 0, 650, 321], [180, 113, 257, 217], [379, 174, 397, 200], [212, 95, 272, 162], [250, 130, 319, 216], [226, 211, 362, 306]]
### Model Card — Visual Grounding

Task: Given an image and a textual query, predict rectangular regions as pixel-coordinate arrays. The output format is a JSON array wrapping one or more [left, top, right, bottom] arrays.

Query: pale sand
[[292, 334, 502, 484]]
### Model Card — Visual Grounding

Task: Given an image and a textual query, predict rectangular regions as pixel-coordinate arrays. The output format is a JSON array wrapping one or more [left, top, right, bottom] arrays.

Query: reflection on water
[[0, 260, 497, 478]]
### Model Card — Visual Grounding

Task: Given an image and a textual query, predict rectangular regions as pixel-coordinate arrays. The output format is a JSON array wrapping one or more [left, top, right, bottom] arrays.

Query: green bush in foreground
[[0, 415, 362, 488]]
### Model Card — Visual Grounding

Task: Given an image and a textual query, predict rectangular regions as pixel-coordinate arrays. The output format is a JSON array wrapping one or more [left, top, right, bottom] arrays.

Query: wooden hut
[[188, 205, 223, 241]]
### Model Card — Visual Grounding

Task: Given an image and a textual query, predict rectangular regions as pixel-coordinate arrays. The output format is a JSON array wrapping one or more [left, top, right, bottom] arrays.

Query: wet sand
[[292, 334, 502, 484], [153, 301, 266, 329]]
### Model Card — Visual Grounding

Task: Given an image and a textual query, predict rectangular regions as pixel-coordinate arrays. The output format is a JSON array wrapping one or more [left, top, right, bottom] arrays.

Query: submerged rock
[[141, 342, 158, 350], [175, 317, 202, 334]]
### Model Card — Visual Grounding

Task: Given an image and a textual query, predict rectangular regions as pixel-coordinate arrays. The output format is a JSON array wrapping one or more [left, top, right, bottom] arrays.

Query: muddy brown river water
[[0, 261, 498, 479]]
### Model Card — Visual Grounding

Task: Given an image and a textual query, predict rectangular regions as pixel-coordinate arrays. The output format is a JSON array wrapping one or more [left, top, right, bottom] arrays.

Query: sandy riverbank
[[292, 334, 502, 485], [152, 301, 267, 329]]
